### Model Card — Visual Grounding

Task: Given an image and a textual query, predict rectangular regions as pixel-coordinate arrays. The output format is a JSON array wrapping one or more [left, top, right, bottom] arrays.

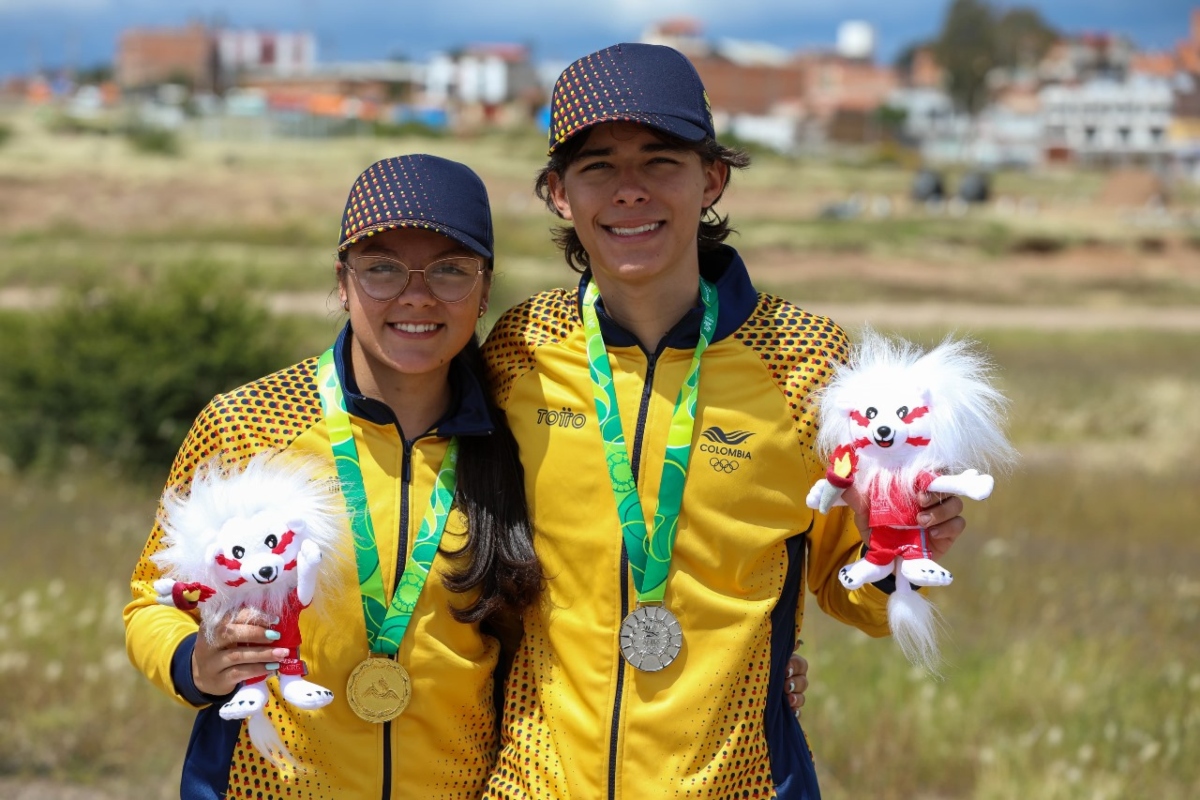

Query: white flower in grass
[[1046, 725, 1063, 746], [1077, 744, 1094, 764], [46, 579, 65, 600], [1189, 673, 1200, 692], [19, 608, 44, 639], [1139, 741, 1161, 762], [44, 660, 63, 682], [104, 647, 127, 675], [0, 650, 31, 673], [75, 606, 97, 630], [981, 539, 1008, 558], [19, 589, 37, 610], [111, 684, 131, 712]]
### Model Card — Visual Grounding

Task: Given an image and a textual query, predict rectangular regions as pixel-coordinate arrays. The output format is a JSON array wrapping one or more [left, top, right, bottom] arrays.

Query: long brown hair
[[334, 256, 542, 628]]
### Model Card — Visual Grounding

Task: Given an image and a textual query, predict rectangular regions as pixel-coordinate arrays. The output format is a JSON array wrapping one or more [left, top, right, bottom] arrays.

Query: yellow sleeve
[[805, 505, 891, 638], [123, 399, 229, 707]]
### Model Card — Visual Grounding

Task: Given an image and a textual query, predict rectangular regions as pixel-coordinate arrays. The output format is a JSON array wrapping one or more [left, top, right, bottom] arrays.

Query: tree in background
[[933, 0, 1000, 115], [916, 0, 1060, 114], [994, 6, 1059, 70]]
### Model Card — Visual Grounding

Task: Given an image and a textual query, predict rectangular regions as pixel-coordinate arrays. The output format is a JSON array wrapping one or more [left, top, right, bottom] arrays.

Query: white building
[[1040, 77, 1173, 163], [886, 86, 966, 142], [217, 30, 317, 79], [423, 46, 539, 108]]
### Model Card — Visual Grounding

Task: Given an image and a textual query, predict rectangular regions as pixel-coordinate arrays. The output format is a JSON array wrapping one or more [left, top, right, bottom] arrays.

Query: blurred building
[[640, 18, 896, 152], [424, 44, 542, 126], [217, 30, 317, 82], [1039, 32, 1137, 83], [116, 23, 316, 93], [1040, 77, 1173, 164], [116, 22, 217, 91], [1130, 9, 1200, 78], [239, 61, 423, 121]]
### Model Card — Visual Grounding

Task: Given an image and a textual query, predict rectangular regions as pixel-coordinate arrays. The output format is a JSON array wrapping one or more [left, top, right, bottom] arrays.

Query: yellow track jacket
[[481, 246, 891, 800], [125, 324, 505, 800]]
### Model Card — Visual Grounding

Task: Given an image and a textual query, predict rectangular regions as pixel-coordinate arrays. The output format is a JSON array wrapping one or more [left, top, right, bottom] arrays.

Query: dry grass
[[1, 110, 1199, 798]]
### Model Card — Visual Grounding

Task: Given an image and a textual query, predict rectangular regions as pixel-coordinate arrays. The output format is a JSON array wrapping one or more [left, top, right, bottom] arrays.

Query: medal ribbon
[[316, 348, 459, 655], [580, 278, 718, 604]]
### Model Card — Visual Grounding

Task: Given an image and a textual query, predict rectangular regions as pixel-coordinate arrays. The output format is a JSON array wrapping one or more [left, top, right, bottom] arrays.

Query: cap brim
[[339, 219, 492, 260], [549, 112, 709, 154]]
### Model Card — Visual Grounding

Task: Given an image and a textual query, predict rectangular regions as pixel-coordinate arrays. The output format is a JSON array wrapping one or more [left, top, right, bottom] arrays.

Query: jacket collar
[[332, 322, 495, 438], [575, 244, 758, 353]]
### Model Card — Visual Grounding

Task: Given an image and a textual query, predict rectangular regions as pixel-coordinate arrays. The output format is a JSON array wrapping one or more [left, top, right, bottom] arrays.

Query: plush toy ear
[[921, 388, 933, 408], [286, 519, 308, 536], [204, 540, 221, 565]]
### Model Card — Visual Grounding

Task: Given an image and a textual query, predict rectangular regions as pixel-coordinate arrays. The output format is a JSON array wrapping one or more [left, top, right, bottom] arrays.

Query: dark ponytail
[[441, 333, 543, 628]]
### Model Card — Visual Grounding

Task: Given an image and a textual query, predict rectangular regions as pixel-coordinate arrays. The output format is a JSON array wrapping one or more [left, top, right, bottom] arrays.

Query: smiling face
[[338, 227, 490, 399], [844, 387, 934, 467], [546, 123, 726, 292], [209, 513, 301, 597]]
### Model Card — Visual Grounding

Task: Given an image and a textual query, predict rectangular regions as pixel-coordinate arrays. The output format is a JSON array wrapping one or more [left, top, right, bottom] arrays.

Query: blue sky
[[0, 0, 1193, 79]]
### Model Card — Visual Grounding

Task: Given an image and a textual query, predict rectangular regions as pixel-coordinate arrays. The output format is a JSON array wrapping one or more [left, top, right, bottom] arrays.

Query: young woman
[[125, 154, 542, 800]]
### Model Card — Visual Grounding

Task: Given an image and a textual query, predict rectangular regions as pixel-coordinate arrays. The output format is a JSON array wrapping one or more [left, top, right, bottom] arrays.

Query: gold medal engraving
[[619, 605, 683, 672], [346, 657, 411, 723]]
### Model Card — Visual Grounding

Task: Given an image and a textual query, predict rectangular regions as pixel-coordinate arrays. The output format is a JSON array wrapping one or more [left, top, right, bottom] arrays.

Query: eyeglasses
[[343, 255, 485, 304]]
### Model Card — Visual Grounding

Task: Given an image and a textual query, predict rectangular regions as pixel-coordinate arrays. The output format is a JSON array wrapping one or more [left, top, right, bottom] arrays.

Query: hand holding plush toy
[[151, 452, 346, 769], [807, 329, 1017, 674]]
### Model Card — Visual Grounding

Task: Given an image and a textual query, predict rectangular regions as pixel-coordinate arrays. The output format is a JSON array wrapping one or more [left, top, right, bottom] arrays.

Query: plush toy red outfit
[[807, 330, 1017, 673]]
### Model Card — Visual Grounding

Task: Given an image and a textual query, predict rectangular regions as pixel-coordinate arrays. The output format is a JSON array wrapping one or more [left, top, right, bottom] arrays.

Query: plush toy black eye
[[897, 406, 909, 420], [265, 534, 278, 549], [865, 407, 878, 419], [232, 546, 245, 559]]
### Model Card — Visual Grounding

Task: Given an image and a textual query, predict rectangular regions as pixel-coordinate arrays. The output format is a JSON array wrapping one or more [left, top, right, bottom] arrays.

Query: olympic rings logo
[[709, 457, 739, 473]]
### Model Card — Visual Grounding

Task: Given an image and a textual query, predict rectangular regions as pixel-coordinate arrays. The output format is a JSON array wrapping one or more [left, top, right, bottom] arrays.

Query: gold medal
[[346, 656, 412, 723]]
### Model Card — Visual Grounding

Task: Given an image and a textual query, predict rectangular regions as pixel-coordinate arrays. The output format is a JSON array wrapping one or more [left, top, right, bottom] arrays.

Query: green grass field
[[1, 111, 1198, 799]]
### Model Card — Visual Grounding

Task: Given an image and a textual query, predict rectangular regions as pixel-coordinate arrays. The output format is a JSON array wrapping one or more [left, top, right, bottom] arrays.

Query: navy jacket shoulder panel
[[333, 322, 495, 438], [574, 244, 758, 351]]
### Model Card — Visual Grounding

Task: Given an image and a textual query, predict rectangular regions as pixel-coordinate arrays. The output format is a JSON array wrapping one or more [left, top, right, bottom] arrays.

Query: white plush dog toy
[[807, 329, 1016, 673], [152, 452, 345, 769]]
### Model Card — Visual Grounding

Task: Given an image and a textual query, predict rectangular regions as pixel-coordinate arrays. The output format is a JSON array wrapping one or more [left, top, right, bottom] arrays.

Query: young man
[[482, 43, 967, 799]]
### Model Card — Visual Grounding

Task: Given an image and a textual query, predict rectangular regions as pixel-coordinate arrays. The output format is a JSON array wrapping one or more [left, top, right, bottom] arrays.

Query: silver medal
[[619, 605, 683, 672]]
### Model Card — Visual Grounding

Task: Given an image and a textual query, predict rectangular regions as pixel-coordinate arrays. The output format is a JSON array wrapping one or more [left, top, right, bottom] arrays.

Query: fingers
[[840, 485, 872, 541], [191, 611, 286, 696], [785, 652, 810, 717], [917, 492, 966, 557]]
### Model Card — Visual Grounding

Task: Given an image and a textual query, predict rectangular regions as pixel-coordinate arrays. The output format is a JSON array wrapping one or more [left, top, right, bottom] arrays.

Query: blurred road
[[4, 287, 1198, 331]]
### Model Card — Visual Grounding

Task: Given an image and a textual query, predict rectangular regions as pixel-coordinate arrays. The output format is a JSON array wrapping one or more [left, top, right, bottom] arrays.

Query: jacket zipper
[[606, 351, 660, 800], [382, 436, 415, 800]]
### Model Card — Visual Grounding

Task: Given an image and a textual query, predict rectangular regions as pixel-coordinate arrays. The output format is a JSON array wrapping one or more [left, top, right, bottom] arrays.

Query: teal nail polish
[[264, 630, 281, 641], [266, 662, 280, 671]]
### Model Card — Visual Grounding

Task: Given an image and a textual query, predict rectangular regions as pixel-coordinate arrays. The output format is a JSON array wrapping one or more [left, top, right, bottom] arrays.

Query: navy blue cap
[[548, 42, 716, 155], [338, 154, 494, 259]]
